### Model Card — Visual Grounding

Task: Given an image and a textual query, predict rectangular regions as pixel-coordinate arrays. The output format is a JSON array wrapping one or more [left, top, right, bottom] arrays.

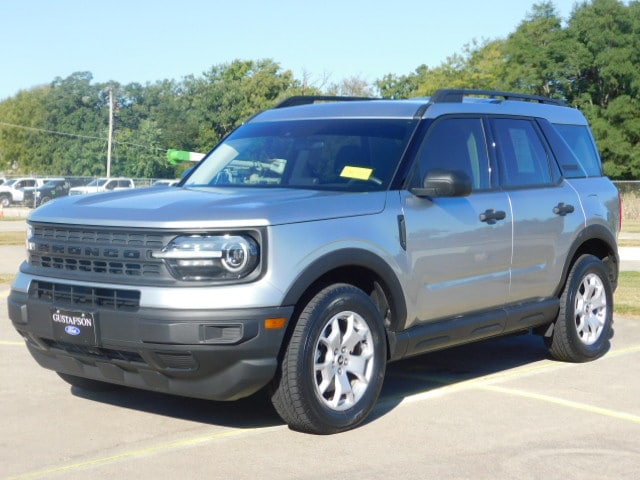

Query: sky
[[1, 0, 581, 100]]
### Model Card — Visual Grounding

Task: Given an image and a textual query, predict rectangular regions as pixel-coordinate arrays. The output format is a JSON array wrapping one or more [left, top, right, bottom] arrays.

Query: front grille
[[28, 223, 174, 283], [42, 339, 145, 363], [30, 280, 140, 310], [35, 255, 159, 276]]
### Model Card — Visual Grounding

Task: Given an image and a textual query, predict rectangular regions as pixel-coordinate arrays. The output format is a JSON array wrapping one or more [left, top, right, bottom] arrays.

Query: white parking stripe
[[480, 384, 640, 423]]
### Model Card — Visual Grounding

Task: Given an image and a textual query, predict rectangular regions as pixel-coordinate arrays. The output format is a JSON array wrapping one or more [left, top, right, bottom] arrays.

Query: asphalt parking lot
[[1, 219, 639, 479]]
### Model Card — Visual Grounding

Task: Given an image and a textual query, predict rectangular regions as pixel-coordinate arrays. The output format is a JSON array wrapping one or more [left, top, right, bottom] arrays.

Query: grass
[[621, 192, 640, 223], [615, 271, 640, 318], [0, 231, 25, 245], [622, 219, 640, 234]]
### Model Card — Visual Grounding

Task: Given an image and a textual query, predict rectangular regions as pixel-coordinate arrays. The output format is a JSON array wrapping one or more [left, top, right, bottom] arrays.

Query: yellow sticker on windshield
[[340, 166, 373, 181]]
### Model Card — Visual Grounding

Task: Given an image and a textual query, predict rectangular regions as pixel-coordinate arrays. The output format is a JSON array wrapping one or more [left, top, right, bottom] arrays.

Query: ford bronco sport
[[8, 89, 620, 434]]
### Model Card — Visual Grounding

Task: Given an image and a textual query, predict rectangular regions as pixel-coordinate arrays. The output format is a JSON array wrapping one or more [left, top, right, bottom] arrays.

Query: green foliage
[[502, 1, 568, 98], [1, 1, 640, 180]]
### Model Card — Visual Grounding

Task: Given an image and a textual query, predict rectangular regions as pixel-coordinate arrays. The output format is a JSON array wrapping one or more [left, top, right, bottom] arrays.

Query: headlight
[[26, 223, 34, 254], [152, 234, 260, 281]]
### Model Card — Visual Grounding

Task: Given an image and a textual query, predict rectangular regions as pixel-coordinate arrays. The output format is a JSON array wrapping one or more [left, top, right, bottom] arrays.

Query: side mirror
[[410, 169, 472, 198]]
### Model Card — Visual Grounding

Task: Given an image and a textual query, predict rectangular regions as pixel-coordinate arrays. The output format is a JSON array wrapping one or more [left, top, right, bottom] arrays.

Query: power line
[[0, 121, 166, 152]]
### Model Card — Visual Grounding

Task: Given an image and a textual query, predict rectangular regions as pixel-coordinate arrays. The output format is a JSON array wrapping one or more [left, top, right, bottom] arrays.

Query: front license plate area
[[51, 308, 97, 346]]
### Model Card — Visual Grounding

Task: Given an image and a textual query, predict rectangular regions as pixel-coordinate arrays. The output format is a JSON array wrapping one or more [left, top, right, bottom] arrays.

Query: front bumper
[[8, 288, 293, 401]]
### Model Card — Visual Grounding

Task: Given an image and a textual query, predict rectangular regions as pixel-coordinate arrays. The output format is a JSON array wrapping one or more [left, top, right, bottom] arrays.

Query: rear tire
[[270, 284, 387, 434], [57, 372, 120, 392], [547, 254, 613, 362]]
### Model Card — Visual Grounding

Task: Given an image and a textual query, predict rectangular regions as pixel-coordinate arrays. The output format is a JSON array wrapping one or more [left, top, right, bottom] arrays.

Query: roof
[[252, 89, 588, 126]]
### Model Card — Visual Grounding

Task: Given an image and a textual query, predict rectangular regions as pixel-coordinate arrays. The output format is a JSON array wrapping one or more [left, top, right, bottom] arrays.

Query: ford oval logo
[[65, 326, 81, 336]]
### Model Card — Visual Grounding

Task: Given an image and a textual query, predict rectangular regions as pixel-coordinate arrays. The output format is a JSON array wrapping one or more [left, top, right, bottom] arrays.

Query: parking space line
[[0, 340, 23, 346], [393, 343, 640, 414], [6, 428, 277, 480], [480, 384, 640, 424]]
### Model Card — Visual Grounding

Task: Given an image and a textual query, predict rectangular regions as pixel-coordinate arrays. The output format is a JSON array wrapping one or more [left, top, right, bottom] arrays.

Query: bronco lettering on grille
[[36, 243, 142, 260]]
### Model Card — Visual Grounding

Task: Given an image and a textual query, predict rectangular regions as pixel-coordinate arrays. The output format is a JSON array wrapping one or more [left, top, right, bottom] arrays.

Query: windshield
[[4, 179, 17, 187], [184, 119, 415, 191]]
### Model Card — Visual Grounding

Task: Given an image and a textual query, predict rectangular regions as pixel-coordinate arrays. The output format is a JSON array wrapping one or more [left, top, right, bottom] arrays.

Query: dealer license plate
[[51, 308, 97, 345]]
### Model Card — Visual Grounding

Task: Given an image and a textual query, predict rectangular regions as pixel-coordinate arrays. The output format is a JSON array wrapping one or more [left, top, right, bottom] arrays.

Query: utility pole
[[106, 88, 114, 177]]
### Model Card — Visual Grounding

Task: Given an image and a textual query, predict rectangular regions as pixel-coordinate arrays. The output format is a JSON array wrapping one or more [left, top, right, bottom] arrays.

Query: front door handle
[[553, 202, 575, 216], [479, 209, 506, 224]]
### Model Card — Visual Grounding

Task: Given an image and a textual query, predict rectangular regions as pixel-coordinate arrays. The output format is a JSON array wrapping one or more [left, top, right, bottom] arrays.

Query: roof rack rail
[[430, 89, 564, 106], [274, 95, 375, 108]]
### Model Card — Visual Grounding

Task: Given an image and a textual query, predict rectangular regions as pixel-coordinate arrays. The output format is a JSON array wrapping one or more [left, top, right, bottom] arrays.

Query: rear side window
[[552, 124, 602, 177], [491, 118, 554, 188]]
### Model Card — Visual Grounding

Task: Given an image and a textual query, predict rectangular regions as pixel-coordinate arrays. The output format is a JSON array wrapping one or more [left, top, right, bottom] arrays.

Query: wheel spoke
[[325, 317, 342, 352], [333, 370, 354, 407], [342, 315, 370, 352], [316, 371, 333, 396], [345, 353, 370, 382], [586, 313, 604, 334]]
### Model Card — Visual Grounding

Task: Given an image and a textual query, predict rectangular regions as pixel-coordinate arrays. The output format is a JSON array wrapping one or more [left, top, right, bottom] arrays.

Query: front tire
[[271, 284, 387, 434], [547, 254, 613, 362]]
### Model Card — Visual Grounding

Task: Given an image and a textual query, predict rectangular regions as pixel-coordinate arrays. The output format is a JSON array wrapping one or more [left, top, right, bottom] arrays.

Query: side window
[[491, 118, 553, 188], [553, 124, 602, 177], [415, 117, 490, 190]]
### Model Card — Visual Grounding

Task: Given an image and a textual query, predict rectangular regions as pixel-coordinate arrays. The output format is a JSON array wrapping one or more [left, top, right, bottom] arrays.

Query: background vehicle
[[8, 90, 619, 434], [68, 177, 135, 195], [0, 177, 43, 207], [151, 179, 180, 187], [22, 178, 70, 207]]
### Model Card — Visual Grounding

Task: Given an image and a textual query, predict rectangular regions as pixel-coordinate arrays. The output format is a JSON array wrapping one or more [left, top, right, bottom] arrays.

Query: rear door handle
[[479, 209, 506, 224], [553, 202, 575, 216]]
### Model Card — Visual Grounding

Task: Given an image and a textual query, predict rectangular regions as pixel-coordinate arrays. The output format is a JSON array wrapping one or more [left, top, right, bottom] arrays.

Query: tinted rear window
[[552, 124, 602, 177]]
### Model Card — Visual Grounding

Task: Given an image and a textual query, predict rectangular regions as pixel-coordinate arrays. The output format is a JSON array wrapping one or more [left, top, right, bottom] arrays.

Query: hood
[[29, 186, 387, 228]]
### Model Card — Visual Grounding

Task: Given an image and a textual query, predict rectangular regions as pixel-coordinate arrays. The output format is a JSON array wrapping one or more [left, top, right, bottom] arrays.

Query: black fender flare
[[281, 248, 407, 331], [554, 223, 619, 296]]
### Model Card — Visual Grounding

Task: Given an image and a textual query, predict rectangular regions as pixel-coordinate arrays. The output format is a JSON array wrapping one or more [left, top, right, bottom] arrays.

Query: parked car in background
[[68, 177, 135, 195], [0, 177, 44, 207], [22, 178, 71, 207], [0, 177, 6, 186], [151, 179, 180, 187]]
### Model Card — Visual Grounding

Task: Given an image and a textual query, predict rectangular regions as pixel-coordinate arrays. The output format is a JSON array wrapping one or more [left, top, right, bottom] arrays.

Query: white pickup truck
[[0, 177, 46, 207], [68, 177, 135, 195]]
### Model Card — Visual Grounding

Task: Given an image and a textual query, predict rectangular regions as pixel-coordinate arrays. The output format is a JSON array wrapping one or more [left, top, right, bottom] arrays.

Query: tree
[[502, 1, 568, 98], [184, 59, 300, 150], [565, 0, 640, 107], [0, 86, 49, 173], [326, 75, 374, 97]]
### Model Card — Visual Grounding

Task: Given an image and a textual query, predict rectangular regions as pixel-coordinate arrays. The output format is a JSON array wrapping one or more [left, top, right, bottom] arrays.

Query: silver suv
[[8, 90, 620, 434]]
